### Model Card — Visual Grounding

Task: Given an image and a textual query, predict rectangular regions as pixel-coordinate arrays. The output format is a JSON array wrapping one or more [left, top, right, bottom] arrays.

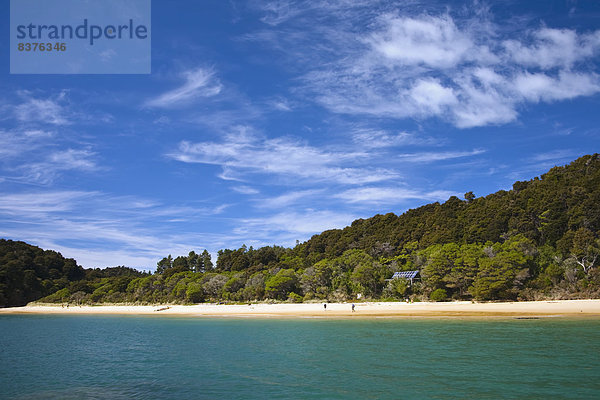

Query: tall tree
[[201, 250, 213, 272], [156, 255, 173, 274]]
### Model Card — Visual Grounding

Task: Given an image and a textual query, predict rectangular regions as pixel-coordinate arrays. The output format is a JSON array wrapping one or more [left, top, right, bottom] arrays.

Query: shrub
[[265, 269, 298, 300], [430, 288, 448, 302], [382, 278, 409, 298], [288, 292, 303, 303], [186, 282, 204, 303], [39, 287, 71, 303]]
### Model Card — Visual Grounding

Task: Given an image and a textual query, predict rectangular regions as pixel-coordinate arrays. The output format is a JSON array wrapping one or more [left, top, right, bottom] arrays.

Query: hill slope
[[0, 240, 86, 307], [289, 153, 600, 263]]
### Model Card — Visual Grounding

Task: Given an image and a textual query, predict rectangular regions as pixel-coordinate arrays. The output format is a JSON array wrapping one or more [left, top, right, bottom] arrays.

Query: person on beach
[[352, 304, 355, 312], [324, 303, 327, 310]]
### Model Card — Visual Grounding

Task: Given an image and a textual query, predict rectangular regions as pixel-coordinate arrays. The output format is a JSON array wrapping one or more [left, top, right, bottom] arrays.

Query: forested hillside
[[0, 240, 86, 307], [291, 153, 600, 262], [2, 154, 599, 306]]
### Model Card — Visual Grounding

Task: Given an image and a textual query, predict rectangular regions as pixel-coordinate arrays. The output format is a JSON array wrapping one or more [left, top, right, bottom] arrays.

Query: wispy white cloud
[[257, 189, 323, 208], [255, 0, 390, 27], [232, 185, 260, 195], [48, 149, 98, 170], [368, 14, 480, 69], [258, 0, 305, 26], [0, 89, 110, 185], [530, 150, 580, 163], [396, 149, 485, 163], [408, 78, 458, 116], [335, 187, 457, 205], [0, 191, 89, 216], [13, 91, 71, 125], [19, 149, 100, 185], [513, 71, 600, 103], [153, 115, 171, 125], [0, 125, 101, 185], [505, 149, 587, 182], [351, 129, 441, 149], [503, 28, 600, 69], [235, 209, 359, 243], [144, 67, 223, 108], [268, 97, 293, 111], [168, 127, 398, 185], [0, 129, 54, 158]]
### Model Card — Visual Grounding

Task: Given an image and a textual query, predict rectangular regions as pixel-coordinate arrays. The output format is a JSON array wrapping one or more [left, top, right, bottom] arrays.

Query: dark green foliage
[[40, 287, 71, 303], [349, 252, 389, 298], [288, 292, 303, 303], [265, 269, 299, 300], [185, 282, 204, 303], [382, 277, 409, 299], [216, 245, 288, 272], [430, 289, 448, 302], [464, 191, 475, 202], [156, 255, 173, 274], [0, 239, 86, 307], [155, 250, 213, 275], [469, 236, 535, 300]]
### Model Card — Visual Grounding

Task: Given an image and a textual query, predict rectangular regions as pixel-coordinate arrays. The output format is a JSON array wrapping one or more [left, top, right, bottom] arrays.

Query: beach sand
[[2, 299, 600, 318]]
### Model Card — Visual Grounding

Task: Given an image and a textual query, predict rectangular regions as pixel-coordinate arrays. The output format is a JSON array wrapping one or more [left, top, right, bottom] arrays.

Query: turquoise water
[[1, 316, 599, 399]]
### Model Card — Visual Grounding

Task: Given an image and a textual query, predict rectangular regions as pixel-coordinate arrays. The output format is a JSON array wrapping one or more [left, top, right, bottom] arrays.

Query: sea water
[[1, 315, 599, 399]]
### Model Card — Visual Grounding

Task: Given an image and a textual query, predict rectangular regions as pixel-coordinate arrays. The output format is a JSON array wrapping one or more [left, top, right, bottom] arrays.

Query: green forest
[[1, 154, 599, 307]]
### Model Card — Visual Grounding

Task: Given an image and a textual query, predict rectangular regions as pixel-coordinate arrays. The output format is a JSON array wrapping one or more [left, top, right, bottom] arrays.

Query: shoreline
[[2, 299, 600, 318]]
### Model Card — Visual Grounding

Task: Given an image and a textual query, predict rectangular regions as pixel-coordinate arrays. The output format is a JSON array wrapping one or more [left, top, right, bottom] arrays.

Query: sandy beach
[[2, 299, 600, 318]]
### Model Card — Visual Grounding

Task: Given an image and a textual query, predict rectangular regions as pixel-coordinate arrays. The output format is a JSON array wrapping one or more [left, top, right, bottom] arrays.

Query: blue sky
[[1, 0, 599, 270]]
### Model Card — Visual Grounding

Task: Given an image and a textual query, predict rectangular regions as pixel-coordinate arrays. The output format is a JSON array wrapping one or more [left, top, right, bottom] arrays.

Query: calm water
[[1, 316, 599, 399]]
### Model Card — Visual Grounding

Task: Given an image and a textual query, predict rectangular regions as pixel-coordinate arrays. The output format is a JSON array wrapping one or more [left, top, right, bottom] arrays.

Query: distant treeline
[[1, 154, 599, 307]]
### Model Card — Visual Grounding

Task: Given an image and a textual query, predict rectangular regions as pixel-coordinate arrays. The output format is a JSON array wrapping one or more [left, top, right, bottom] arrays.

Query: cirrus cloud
[[144, 67, 223, 108], [168, 127, 399, 185]]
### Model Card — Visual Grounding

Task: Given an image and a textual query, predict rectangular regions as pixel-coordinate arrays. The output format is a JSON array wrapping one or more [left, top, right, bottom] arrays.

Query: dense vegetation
[[2, 154, 599, 307], [0, 240, 86, 307]]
